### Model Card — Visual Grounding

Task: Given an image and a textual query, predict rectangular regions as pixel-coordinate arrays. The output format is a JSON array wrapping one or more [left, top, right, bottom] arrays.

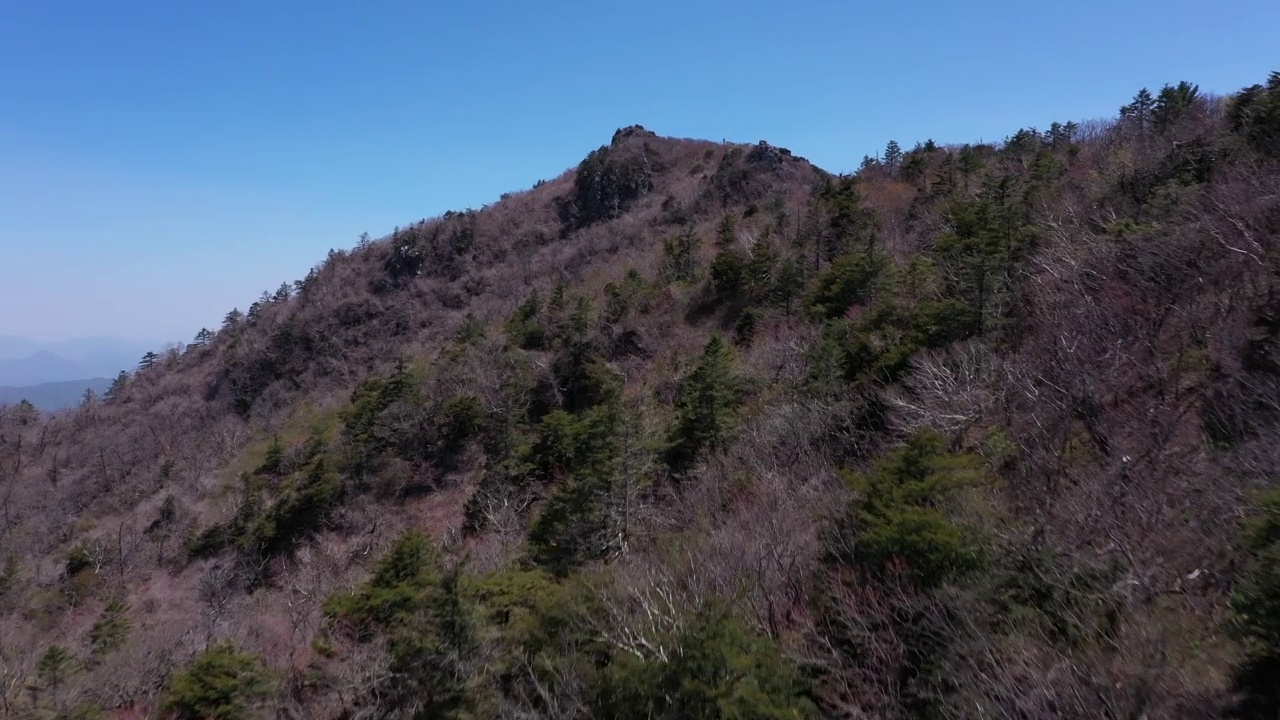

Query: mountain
[[0, 337, 159, 386], [0, 378, 113, 410], [0, 350, 91, 386], [1, 74, 1279, 719]]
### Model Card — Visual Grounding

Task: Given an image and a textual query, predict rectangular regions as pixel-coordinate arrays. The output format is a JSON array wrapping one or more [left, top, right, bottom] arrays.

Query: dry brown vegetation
[[0, 75, 1278, 719]]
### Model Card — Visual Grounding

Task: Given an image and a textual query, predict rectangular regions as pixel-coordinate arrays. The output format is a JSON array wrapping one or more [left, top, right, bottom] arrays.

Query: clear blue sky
[[2, 1, 1276, 343]]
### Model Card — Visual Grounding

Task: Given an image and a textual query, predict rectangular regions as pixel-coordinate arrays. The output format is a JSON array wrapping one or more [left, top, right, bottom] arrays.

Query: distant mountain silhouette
[[0, 336, 161, 385], [0, 377, 112, 410]]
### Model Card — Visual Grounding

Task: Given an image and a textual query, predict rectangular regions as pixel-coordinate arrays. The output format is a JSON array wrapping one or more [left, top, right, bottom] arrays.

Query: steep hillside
[[2, 73, 1280, 720]]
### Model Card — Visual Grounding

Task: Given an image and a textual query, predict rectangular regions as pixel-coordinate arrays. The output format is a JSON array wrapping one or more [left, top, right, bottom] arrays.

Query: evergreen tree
[[666, 336, 740, 473], [957, 144, 983, 193], [221, 309, 244, 331], [662, 228, 702, 283], [161, 644, 273, 720], [819, 175, 876, 262], [836, 431, 985, 587], [883, 139, 903, 172], [138, 351, 159, 371], [1120, 88, 1156, 130], [771, 257, 805, 316], [1230, 489, 1280, 717], [745, 236, 780, 299], [1153, 81, 1201, 130], [715, 213, 738, 248], [104, 374, 124, 401], [37, 644, 74, 711]]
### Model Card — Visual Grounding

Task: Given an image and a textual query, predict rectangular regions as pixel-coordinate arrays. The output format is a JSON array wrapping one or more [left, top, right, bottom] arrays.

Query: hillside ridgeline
[[2, 75, 1280, 719]]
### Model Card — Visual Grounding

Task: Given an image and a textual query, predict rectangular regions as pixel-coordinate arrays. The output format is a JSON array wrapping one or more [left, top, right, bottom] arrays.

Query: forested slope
[[1, 73, 1279, 719]]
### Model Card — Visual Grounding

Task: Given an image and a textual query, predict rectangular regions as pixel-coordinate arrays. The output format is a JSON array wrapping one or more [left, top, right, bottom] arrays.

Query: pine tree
[[138, 351, 160, 371], [1120, 88, 1156, 130], [883, 140, 903, 172], [715, 213, 738, 248], [104, 368, 129, 397], [222, 309, 244, 331], [37, 644, 74, 710], [771, 257, 804, 316], [666, 336, 740, 472], [1153, 81, 1201, 131]]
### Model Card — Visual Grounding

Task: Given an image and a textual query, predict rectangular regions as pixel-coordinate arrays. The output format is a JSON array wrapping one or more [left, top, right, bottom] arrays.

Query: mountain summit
[[2, 72, 1280, 719]]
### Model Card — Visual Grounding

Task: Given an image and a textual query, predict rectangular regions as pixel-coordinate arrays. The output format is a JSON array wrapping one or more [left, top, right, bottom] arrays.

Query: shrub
[[835, 431, 985, 587], [161, 644, 273, 720], [592, 605, 815, 719], [805, 253, 883, 319], [325, 531, 439, 634], [89, 599, 131, 656]]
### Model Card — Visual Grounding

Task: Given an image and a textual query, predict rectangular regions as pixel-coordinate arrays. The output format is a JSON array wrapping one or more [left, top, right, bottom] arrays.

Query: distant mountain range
[[0, 377, 113, 410], [0, 335, 161, 386]]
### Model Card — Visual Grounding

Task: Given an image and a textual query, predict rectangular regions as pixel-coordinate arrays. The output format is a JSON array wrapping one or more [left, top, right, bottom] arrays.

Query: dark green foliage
[[506, 289, 547, 350], [883, 140, 903, 171], [808, 294, 978, 390], [89, 599, 131, 656], [771, 258, 805, 316], [733, 307, 758, 346], [715, 213, 738, 247], [104, 370, 129, 401], [666, 336, 741, 472], [1152, 81, 1201, 131], [663, 228, 702, 283], [341, 365, 416, 479], [984, 548, 1122, 651], [1230, 489, 1280, 716], [37, 644, 74, 694], [326, 530, 439, 634], [834, 431, 985, 587], [436, 394, 482, 464], [553, 345, 621, 413], [805, 253, 884, 319], [64, 545, 93, 578], [463, 566, 588, 707], [603, 270, 655, 328], [592, 605, 814, 719], [326, 532, 472, 717], [1120, 88, 1157, 129], [14, 398, 38, 424], [710, 247, 748, 299], [241, 455, 343, 563], [379, 566, 473, 718], [1231, 71, 1280, 158], [815, 175, 876, 262], [189, 436, 341, 569], [383, 233, 426, 287], [161, 644, 273, 720], [257, 436, 284, 476], [218, 316, 319, 416], [526, 407, 624, 573], [931, 178, 1030, 331]]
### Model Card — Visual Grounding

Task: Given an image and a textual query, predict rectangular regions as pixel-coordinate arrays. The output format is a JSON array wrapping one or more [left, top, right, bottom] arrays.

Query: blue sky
[[2, 1, 1276, 343]]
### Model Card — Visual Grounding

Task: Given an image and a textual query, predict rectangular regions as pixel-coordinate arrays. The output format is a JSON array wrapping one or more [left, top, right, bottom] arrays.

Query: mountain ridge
[[1, 73, 1280, 719]]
